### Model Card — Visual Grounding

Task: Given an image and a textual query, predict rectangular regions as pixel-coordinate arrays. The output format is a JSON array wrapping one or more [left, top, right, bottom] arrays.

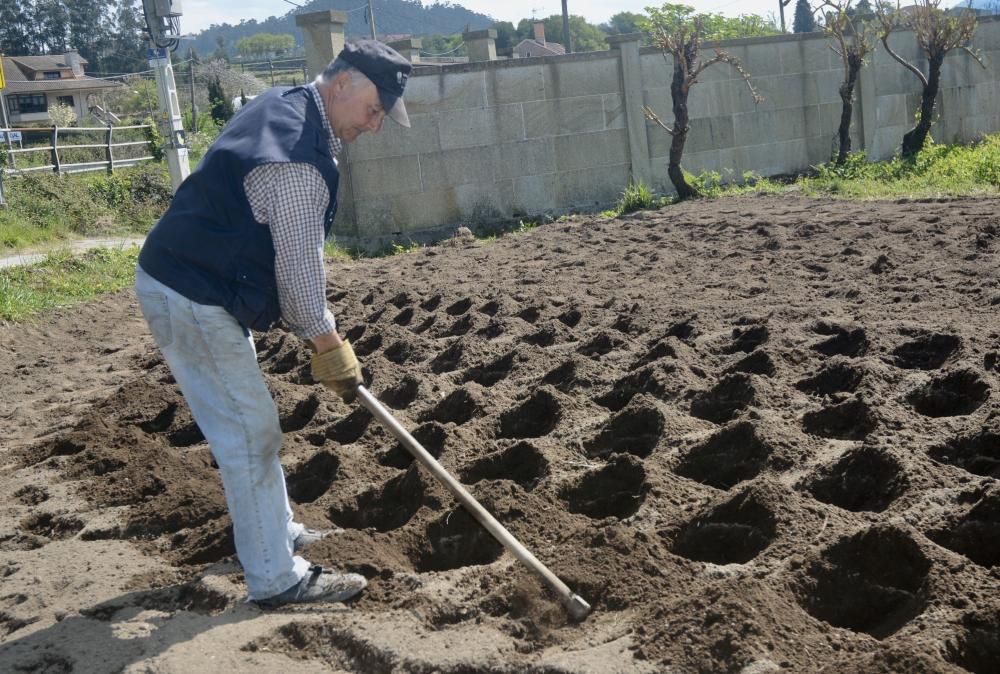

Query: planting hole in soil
[[670, 490, 777, 564], [329, 467, 431, 533], [928, 430, 1000, 479], [560, 455, 647, 519], [908, 369, 990, 418], [674, 422, 773, 490], [796, 526, 930, 639], [498, 389, 560, 439], [286, 451, 340, 504], [690, 374, 757, 424], [584, 404, 665, 459], [461, 440, 549, 491], [801, 445, 907, 512]]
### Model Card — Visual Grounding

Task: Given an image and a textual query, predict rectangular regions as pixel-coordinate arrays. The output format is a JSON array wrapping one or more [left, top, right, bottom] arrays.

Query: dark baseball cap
[[338, 40, 412, 128]]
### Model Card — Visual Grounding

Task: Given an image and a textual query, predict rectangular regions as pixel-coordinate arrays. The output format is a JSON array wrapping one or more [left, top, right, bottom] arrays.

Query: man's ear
[[332, 70, 353, 94]]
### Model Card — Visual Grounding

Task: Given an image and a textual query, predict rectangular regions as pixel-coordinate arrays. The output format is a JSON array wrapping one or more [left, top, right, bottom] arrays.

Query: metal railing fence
[[0, 124, 156, 205]]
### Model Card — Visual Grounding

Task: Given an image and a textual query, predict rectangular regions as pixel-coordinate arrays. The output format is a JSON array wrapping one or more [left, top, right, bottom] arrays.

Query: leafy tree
[[702, 13, 781, 38], [516, 15, 608, 52], [492, 21, 518, 50], [186, 0, 493, 57], [68, 0, 111, 70], [876, 0, 987, 157], [33, 0, 71, 53], [235, 33, 296, 60], [601, 12, 645, 35], [642, 4, 762, 199], [104, 0, 148, 74], [207, 74, 234, 126], [547, 15, 607, 52], [212, 35, 229, 62], [821, 0, 878, 163], [852, 0, 874, 15], [199, 59, 265, 104], [420, 34, 465, 58], [514, 18, 535, 40], [0, 0, 33, 55], [636, 5, 779, 40], [48, 101, 76, 127], [794, 0, 817, 32]]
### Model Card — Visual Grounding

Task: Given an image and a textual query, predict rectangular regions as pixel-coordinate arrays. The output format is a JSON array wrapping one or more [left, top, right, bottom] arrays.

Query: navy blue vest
[[138, 86, 340, 331]]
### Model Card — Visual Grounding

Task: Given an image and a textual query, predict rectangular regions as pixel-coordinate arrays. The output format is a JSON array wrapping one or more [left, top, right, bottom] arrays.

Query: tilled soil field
[[2, 194, 1000, 673]]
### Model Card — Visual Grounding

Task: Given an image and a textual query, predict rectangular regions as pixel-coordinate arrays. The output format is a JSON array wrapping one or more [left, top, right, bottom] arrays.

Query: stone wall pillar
[[857, 57, 877, 154], [463, 29, 497, 62], [608, 33, 653, 188], [295, 10, 348, 80], [295, 11, 354, 240], [388, 38, 422, 64]]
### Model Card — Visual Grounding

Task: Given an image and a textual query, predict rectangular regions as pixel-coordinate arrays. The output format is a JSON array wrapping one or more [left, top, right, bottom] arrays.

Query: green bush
[[89, 173, 132, 208], [973, 134, 1000, 187], [1, 164, 172, 248], [616, 180, 655, 215], [144, 118, 165, 161], [803, 134, 1000, 198]]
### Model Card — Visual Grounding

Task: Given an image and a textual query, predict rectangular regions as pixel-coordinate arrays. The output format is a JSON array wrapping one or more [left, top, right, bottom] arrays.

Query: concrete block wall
[[877, 17, 1000, 156], [642, 31, 865, 188], [335, 52, 629, 246], [333, 17, 1000, 247]]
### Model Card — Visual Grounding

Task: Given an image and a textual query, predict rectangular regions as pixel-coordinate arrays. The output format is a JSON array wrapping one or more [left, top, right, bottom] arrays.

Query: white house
[[1, 50, 124, 125], [513, 22, 566, 59]]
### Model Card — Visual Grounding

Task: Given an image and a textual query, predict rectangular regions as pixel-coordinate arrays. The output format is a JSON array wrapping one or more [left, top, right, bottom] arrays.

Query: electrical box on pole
[[142, 0, 190, 192]]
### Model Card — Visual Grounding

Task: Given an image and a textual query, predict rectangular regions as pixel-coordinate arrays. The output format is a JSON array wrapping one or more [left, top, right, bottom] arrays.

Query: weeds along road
[[0, 237, 145, 269]]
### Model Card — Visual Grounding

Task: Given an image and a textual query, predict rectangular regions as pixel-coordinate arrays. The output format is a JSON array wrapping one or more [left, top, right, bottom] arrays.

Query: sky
[[179, 0, 783, 35]]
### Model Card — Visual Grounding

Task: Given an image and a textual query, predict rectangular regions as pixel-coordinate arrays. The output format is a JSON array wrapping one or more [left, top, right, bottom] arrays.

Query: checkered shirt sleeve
[[244, 162, 337, 339]]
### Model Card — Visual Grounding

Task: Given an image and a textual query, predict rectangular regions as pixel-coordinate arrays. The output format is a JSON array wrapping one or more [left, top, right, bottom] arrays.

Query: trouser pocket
[[135, 267, 174, 349]]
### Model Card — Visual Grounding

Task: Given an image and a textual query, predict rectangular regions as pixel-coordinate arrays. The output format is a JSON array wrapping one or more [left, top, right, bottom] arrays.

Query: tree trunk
[[668, 60, 698, 200], [835, 55, 862, 165], [902, 54, 944, 158]]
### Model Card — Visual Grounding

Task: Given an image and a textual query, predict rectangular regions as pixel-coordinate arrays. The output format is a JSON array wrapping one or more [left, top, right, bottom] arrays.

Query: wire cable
[[419, 41, 467, 57]]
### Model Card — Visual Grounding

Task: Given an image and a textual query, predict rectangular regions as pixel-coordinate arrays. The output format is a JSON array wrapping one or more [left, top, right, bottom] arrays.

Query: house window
[[43, 71, 61, 80], [57, 95, 74, 108], [8, 94, 48, 114]]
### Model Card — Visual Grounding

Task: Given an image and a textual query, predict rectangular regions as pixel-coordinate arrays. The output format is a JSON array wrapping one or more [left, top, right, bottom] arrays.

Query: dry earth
[[2, 194, 1000, 673]]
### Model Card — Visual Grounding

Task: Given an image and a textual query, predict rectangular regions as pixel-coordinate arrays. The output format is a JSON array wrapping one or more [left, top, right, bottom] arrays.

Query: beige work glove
[[311, 340, 363, 403]]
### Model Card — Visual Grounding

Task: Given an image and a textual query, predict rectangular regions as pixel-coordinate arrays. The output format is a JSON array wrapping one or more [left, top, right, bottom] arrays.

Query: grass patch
[[324, 239, 360, 261], [800, 135, 1000, 199], [322, 238, 425, 259], [0, 246, 139, 322], [3, 135, 997, 321], [616, 180, 656, 215], [601, 171, 784, 218], [0, 164, 172, 250]]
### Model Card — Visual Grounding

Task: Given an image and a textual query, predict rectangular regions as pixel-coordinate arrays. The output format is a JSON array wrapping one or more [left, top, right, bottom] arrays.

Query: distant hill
[[960, 0, 1000, 11], [187, 0, 495, 58]]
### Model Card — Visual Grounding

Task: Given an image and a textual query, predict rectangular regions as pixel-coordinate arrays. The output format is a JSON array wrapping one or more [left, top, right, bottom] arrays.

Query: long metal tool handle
[[355, 385, 591, 621]]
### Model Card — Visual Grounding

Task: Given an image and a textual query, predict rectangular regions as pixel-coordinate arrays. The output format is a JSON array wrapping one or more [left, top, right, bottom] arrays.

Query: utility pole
[[367, 0, 377, 40], [142, 0, 190, 192], [0, 58, 7, 206], [189, 48, 197, 132], [779, 0, 791, 32], [561, 0, 572, 54], [0, 52, 8, 129]]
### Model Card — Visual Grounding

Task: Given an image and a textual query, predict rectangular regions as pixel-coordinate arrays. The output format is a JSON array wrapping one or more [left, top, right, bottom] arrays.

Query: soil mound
[[3, 195, 1000, 672]]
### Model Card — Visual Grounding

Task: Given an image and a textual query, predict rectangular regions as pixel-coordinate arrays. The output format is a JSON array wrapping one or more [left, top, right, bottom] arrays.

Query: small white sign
[[9, 131, 21, 141]]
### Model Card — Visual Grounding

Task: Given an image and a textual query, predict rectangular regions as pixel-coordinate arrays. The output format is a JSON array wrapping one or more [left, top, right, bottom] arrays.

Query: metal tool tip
[[565, 594, 592, 621]]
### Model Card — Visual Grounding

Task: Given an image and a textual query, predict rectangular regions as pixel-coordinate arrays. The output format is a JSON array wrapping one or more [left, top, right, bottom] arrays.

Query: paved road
[[0, 237, 145, 269]]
